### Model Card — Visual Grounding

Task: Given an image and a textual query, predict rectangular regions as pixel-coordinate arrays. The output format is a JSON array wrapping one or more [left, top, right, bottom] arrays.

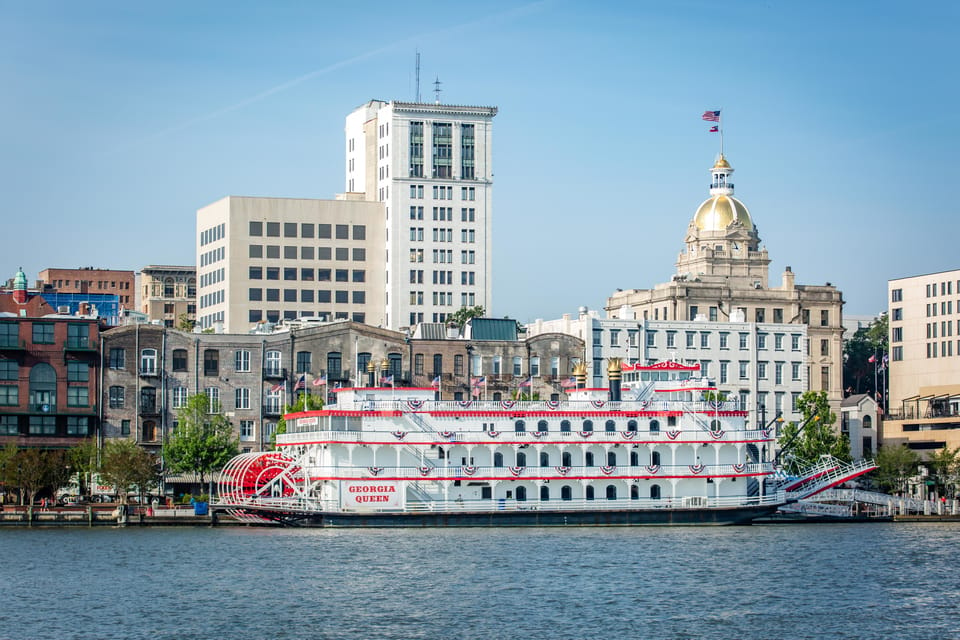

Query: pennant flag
[[293, 375, 306, 391], [702, 110, 720, 122], [709, 125, 719, 132], [868, 355, 876, 363], [312, 375, 327, 387]]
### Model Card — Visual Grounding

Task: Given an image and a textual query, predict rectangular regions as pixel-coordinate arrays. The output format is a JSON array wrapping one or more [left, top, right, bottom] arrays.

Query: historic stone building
[[140, 265, 197, 328], [606, 154, 844, 414]]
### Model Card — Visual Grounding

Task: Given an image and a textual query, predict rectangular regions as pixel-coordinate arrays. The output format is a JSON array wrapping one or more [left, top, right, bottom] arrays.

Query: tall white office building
[[345, 100, 497, 330]]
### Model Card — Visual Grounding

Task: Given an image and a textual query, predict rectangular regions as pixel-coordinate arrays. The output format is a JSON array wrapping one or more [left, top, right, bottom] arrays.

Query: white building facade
[[527, 306, 808, 427], [345, 100, 497, 330]]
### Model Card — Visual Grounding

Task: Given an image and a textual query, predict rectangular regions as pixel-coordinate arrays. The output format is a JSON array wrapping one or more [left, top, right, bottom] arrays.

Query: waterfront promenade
[[0, 504, 256, 527]]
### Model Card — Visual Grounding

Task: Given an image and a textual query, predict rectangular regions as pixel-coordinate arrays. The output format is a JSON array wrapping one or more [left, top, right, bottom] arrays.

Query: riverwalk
[[0, 505, 263, 527]]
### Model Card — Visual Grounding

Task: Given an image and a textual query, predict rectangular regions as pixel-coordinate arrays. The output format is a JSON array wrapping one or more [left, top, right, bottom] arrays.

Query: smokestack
[[572, 362, 588, 390], [367, 359, 376, 388], [607, 358, 623, 402]]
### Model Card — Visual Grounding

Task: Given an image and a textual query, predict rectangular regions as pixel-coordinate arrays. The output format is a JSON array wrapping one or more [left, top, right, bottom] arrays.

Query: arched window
[[582, 420, 594, 432], [652, 451, 661, 466], [650, 484, 661, 500], [172, 349, 188, 372], [515, 420, 526, 433], [29, 363, 56, 409], [605, 420, 616, 433], [586, 486, 595, 501], [388, 353, 402, 378], [863, 415, 873, 429], [562, 452, 572, 467], [493, 392, 502, 401], [631, 485, 639, 500], [540, 486, 549, 502], [710, 419, 722, 432], [516, 486, 527, 501], [561, 485, 572, 501], [560, 420, 571, 432], [630, 451, 639, 466], [539, 452, 549, 467], [649, 419, 660, 433], [627, 419, 638, 432], [585, 452, 594, 467], [516, 451, 527, 467], [537, 420, 548, 432], [606, 485, 617, 500], [326, 352, 342, 379], [607, 451, 617, 466], [493, 452, 504, 467], [203, 349, 219, 376], [140, 348, 157, 375]]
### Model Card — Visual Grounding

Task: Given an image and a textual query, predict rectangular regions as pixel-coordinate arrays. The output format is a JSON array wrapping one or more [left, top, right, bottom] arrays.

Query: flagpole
[[719, 108, 724, 157]]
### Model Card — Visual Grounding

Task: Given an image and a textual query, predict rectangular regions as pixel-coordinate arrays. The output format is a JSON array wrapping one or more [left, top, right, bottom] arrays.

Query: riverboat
[[217, 360, 785, 526]]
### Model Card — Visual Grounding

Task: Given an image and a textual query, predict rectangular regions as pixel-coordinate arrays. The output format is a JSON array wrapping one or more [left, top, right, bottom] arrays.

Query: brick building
[[39, 267, 135, 310]]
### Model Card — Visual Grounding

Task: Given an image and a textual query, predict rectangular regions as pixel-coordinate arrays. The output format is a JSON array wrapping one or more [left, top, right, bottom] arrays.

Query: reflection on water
[[1, 523, 959, 639]]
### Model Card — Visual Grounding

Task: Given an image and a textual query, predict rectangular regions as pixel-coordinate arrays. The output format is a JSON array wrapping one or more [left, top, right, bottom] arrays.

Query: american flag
[[270, 381, 284, 393], [560, 377, 577, 389], [293, 375, 305, 391], [702, 110, 721, 122], [431, 375, 441, 388], [518, 377, 532, 388], [312, 374, 327, 387], [382, 375, 394, 385], [472, 376, 486, 388]]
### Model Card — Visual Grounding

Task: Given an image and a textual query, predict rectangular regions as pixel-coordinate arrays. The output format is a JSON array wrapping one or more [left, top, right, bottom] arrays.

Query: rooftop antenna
[[415, 50, 421, 103], [433, 76, 442, 105]]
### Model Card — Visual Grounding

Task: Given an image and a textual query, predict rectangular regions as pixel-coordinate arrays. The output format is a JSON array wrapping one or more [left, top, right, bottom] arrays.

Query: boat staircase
[[770, 456, 879, 518], [628, 382, 657, 403]]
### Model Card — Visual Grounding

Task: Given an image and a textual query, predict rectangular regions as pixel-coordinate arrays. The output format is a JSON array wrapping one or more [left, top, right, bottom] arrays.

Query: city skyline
[[2, 1, 956, 324]]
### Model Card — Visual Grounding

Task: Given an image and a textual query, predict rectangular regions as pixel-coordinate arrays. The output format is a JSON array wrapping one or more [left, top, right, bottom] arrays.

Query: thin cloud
[[107, 1, 551, 154]]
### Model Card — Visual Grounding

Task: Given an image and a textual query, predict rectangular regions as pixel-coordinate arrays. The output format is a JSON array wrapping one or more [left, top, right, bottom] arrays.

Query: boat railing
[[290, 462, 775, 481], [278, 428, 775, 445], [335, 399, 744, 413]]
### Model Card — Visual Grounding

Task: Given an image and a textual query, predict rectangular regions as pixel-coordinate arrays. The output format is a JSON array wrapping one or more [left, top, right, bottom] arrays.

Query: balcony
[[263, 403, 283, 417], [263, 367, 287, 380], [139, 403, 161, 416], [139, 367, 159, 378]]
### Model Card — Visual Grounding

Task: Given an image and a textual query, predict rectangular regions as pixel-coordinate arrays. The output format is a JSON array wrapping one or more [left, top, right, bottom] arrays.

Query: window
[[235, 388, 250, 410], [67, 323, 89, 349], [739, 361, 749, 380], [235, 350, 251, 372], [67, 386, 89, 407], [201, 349, 219, 376], [140, 348, 157, 374], [327, 352, 342, 380], [739, 333, 748, 349], [0, 359, 16, 381], [0, 385, 18, 406], [820, 310, 830, 327], [240, 420, 255, 441], [775, 362, 783, 385], [29, 416, 56, 435], [791, 362, 801, 381], [820, 339, 829, 356], [249, 221, 263, 236], [719, 333, 728, 349], [172, 387, 188, 409], [757, 362, 767, 379], [265, 350, 282, 376], [108, 347, 126, 369], [686, 332, 695, 348], [757, 334, 767, 349], [755, 308, 765, 323], [454, 355, 463, 376], [774, 334, 784, 351], [121, 420, 131, 436], [67, 362, 88, 382], [109, 386, 125, 409], [700, 333, 709, 348], [892, 327, 902, 342], [205, 387, 221, 413], [530, 357, 540, 377], [892, 308, 902, 321], [0, 323, 18, 348], [512, 356, 522, 376], [791, 335, 801, 351], [891, 288, 902, 302], [0, 415, 18, 435], [32, 323, 54, 344], [172, 349, 188, 372]]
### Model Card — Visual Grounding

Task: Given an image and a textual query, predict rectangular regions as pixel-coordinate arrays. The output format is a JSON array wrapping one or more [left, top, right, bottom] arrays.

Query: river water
[[0, 523, 958, 639]]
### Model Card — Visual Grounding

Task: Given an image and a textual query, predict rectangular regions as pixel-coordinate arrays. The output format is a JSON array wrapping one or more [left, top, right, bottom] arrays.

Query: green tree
[[99, 439, 158, 503], [176, 313, 196, 332], [842, 327, 874, 395], [926, 446, 959, 498], [164, 394, 239, 488], [866, 313, 888, 353], [69, 439, 100, 497], [13, 449, 72, 505], [448, 305, 485, 329], [0, 442, 18, 502], [872, 444, 920, 495], [778, 390, 850, 473], [271, 393, 324, 448]]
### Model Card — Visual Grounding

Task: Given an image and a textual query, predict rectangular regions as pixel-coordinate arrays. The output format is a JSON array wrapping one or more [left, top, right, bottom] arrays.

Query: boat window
[[631, 485, 639, 500], [630, 452, 639, 466], [516, 451, 527, 467], [515, 420, 525, 433], [650, 484, 661, 500], [540, 486, 549, 501], [649, 419, 660, 433], [562, 452, 572, 467], [606, 485, 617, 500], [560, 420, 571, 432], [585, 452, 594, 467], [494, 452, 503, 467], [582, 420, 593, 432], [652, 451, 661, 466], [540, 452, 549, 467], [607, 451, 617, 466], [516, 486, 527, 501], [537, 420, 548, 432], [605, 420, 615, 433], [627, 420, 638, 432], [710, 419, 722, 432], [561, 485, 572, 501], [585, 486, 595, 501]]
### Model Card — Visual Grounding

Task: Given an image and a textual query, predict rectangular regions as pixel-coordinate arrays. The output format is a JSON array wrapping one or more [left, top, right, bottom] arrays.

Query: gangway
[[782, 457, 877, 500]]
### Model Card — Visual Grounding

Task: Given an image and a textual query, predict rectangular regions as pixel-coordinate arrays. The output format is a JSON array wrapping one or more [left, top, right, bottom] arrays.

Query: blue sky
[[1, 1, 956, 323]]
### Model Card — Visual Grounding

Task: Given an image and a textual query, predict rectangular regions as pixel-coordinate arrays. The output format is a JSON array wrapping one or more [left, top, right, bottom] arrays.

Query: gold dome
[[712, 154, 731, 169], [693, 195, 753, 232]]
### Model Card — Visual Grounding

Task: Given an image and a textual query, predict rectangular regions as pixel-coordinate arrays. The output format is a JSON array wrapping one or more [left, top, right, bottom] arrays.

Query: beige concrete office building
[[195, 196, 385, 333], [882, 269, 960, 455], [140, 265, 196, 327], [605, 155, 844, 414]]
